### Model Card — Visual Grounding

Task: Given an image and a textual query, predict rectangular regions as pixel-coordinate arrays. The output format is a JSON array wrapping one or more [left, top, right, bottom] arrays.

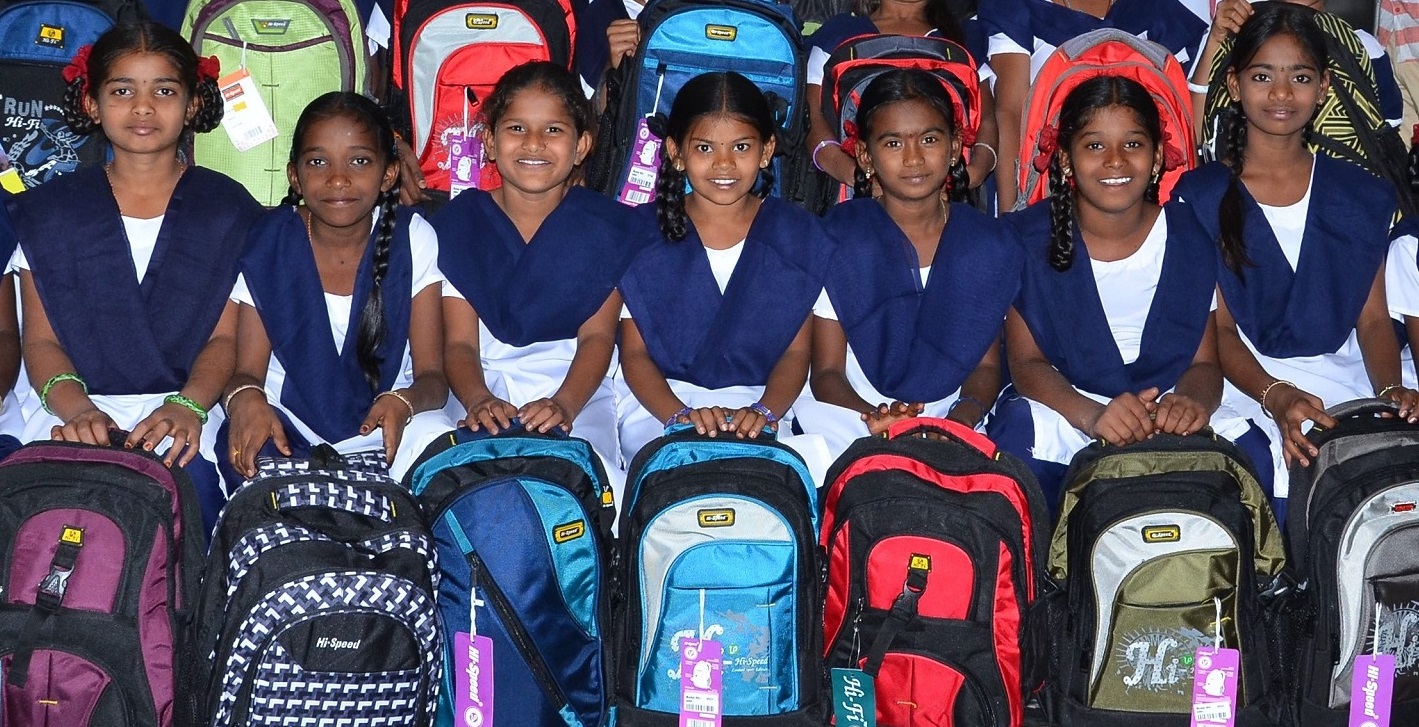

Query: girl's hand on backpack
[[1209, 0, 1253, 42], [130, 401, 204, 467], [1152, 393, 1210, 437], [607, 19, 641, 70], [520, 397, 573, 433], [1380, 385, 1419, 422], [394, 137, 431, 206], [360, 394, 415, 464], [1262, 384, 1333, 467], [52, 408, 118, 448], [227, 395, 289, 479], [463, 395, 518, 434], [863, 401, 922, 435], [727, 406, 776, 439], [1088, 390, 1158, 446], [687, 406, 728, 437]]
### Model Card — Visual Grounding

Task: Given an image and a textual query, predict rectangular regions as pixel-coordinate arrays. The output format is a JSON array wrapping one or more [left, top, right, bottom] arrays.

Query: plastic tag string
[[1214, 596, 1223, 650]]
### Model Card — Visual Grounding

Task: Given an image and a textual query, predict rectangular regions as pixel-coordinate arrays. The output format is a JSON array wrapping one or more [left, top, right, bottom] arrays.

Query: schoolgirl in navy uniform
[[1171, 2, 1419, 515], [616, 72, 834, 476], [797, 69, 1022, 457], [7, 21, 260, 531], [222, 92, 452, 482]]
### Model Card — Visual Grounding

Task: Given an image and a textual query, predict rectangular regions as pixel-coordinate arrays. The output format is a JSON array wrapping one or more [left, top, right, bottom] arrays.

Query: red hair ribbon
[[197, 55, 221, 83], [1161, 127, 1187, 171], [61, 45, 93, 95], [1033, 124, 1059, 173], [1412, 123, 1419, 148], [841, 119, 860, 158]]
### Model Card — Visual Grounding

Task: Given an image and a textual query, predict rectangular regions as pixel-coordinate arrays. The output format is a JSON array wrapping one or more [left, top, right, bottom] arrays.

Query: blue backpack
[[585, 0, 811, 208], [613, 427, 824, 725], [408, 427, 616, 727]]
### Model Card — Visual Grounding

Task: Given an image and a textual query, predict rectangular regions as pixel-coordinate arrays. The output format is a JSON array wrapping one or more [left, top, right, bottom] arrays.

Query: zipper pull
[[850, 596, 865, 664]]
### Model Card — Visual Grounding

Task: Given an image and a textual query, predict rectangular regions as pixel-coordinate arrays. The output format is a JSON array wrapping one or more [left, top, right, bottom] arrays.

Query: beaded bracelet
[[1258, 379, 1296, 418], [749, 402, 778, 424], [376, 390, 415, 424], [164, 394, 209, 424], [664, 406, 692, 428], [40, 372, 86, 415]]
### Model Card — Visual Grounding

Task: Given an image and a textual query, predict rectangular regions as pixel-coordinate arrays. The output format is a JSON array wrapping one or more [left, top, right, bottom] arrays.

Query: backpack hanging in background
[[388, 0, 575, 196], [584, 0, 811, 209], [0, 439, 204, 726], [820, 417, 1048, 727], [191, 447, 442, 727], [1048, 432, 1286, 726], [1014, 28, 1195, 210], [613, 425, 824, 725], [182, 0, 370, 205], [1286, 399, 1419, 726], [407, 425, 617, 727], [0, 0, 141, 190]]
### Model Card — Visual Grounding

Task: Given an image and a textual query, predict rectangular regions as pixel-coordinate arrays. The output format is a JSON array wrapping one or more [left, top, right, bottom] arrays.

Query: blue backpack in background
[[409, 426, 616, 727]]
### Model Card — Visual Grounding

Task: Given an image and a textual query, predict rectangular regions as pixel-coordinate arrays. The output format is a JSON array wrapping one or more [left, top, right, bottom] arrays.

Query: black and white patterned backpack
[[190, 447, 442, 726]]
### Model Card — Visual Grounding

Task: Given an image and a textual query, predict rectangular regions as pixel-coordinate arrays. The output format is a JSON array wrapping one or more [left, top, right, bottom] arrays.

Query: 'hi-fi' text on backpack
[[614, 425, 824, 725], [408, 426, 617, 727], [389, 0, 575, 195], [0, 440, 204, 727], [1014, 28, 1195, 210], [192, 449, 443, 727], [1285, 399, 1419, 726], [0, 0, 142, 189], [1048, 433, 1286, 726], [182, 0, 370, 206], [820, 418, 1049, 727]]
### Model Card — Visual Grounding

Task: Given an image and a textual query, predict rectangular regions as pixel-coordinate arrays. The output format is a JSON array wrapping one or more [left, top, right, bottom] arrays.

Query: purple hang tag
[[679, 638, 723, 727], [617, 117, 661, 207], [1349, 653, 1395, 727], [453, 632, 494, 727], [1190, 646, 1239, 727], [448, 132, 482, 199]]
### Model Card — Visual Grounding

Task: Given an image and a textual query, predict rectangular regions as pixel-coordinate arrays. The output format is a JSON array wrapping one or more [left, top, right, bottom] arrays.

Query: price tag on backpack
[[0, 166, 21, 194], [1349, 653, 1394, 726], [453, 631, 494, 727], [1190, 646, 1239, 726], [679, 638, 722, 727], [831, 668, 877, 727], [447, 131, 482, 199], [216, 69, 278, 152], [617, 116, 661, 207]]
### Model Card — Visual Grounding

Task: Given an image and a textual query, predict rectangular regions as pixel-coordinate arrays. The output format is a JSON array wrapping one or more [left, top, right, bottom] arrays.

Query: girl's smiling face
[[1227, 31, 1330, 141], [84, 51, 196, 156], [288, 115, 397, 231], [484, 85, 590, 196], [1061, 104, 1161, 216], [666, 113, 775, 207], [858, 98, 959, 203]]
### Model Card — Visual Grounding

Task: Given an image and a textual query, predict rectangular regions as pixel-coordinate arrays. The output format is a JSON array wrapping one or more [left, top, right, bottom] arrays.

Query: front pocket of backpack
[[1371, 570, 1419, 704], [1090, 597, 1232, 712], [861, 650, 994, 726], [1, 648, 130, 726], [245, 640, 422, 726]]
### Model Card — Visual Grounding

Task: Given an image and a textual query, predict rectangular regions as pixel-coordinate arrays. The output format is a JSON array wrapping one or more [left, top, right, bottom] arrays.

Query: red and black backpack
[[820, 418, 1049, 726]]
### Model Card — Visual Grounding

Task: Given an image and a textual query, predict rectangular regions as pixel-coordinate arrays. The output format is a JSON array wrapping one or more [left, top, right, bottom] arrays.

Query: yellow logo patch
[[909, 554, 932, 572], [553, 520, 586, 544], [36, 24, 65, 48], [60, 526, 83, 546], [466, 13, 499, 29], [705, 24, 737, 41], [697, 509, 735, 528], [1142, 525, 1181, 544]]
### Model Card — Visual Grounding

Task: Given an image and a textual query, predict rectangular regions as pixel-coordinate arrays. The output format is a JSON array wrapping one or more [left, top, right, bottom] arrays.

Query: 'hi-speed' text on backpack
[[1048, 433, 1286, 726], [192, 448, 443, 727], [0, 440, 204, 727], [1286, 399, 1419, 726], [408, 425, 617, 727], [614, 425, 824, 725], [820, 417, 1049, 727], [182, 0, 370, 205]]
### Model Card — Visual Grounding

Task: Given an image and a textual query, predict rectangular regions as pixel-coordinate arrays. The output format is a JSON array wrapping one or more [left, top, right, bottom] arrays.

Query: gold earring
[[674, 161, 684, 171]]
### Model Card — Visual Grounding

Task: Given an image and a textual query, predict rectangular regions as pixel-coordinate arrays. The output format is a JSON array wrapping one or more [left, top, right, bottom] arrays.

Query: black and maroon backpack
[[0, 439, 205, 726], [820, 417, 1049, 726]]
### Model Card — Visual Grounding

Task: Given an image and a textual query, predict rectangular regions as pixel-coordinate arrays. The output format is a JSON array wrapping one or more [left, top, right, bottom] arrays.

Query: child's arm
[[809, 315, 920, 434], [19, 270, 116, 445], [991, 52, 1030, 211], [967, 82, 999, 189], [443, 296, 518, 433], [806, 83, 859, 187], [950, 335, 1004, 430], [128, 300, 239, 466], [620, 317, 697, 428], [1191, 0, 1252, 137], [1005, 306, 1156, 445], [223, 302, 289, 478], [1214, 292, 1334, 466], [1153, 313, 1222, 436], [0, 275, 20, 398], [1356, 259, 1419, 419], [524, 292, 621, 433], [727, 317, 813, 439], [361, 283, 449, 461]]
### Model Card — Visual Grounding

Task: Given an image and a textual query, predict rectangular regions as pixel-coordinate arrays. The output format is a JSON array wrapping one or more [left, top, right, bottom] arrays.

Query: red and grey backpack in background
[[820, 417, 1049, 727], [0, 438, 204, 726]]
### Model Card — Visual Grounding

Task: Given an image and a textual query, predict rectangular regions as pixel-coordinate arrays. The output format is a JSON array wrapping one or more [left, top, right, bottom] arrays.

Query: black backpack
[[191, 448, 442, 727]]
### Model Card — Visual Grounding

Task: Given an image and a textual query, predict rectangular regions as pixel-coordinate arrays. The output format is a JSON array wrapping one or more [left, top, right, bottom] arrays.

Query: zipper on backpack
[[467, 550, 576, 715]]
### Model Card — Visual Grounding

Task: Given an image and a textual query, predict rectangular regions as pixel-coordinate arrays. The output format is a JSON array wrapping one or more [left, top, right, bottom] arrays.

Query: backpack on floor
[[0, 0, 141, 190], [614, 425, 824, 725], [407, 425, 617, 727], [1014, 28, 1195, 210], [584, 0, 809, 208], [389, 0, 575, 195], [820, 417, 1049, 727], [1201, 11, 1417, 219], [1049, 433, 1287, 726], [1285, 399, 1419, 726], [0, 439, 204, 727], [181, 0, 369, 206], [192, 447, 442, 727]]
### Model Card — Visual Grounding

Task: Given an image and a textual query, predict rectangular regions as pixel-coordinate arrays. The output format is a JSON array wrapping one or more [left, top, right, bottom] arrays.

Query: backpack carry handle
[[885, 417, 996, 457], [1323, 397, 1401, 421]]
